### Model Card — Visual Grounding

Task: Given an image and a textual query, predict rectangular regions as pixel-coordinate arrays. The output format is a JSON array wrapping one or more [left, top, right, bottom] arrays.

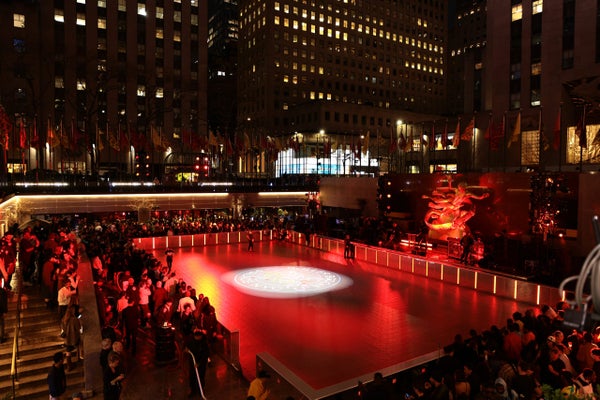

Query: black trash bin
[[155, 324, 177, 364]]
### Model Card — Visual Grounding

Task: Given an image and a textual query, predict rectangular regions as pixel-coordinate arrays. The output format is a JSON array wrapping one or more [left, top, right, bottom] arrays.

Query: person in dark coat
[[121, 298, 140, 355], [186, 328, 210, 396], [47, 351, 67, 400], [103, 352, 125, 400]]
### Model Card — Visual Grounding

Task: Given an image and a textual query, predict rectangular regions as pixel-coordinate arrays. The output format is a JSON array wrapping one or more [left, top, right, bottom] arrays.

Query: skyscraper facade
[[0, 0, 207, 179], [236, 0, 448, 175]]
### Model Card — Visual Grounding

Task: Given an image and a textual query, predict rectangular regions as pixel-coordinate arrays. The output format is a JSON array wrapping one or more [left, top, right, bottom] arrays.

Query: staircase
[[0, 286, 85, 400]]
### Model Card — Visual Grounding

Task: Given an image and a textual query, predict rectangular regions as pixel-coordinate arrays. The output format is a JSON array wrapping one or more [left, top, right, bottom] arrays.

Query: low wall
[[135, 228, 562, 313]]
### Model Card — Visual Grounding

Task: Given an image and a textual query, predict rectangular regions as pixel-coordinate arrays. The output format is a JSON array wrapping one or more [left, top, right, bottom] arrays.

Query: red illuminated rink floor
[[151, 241, 533, 393]]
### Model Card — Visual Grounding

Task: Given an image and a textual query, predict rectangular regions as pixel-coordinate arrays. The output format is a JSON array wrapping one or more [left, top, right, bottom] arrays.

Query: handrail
[[185, 349, 207, 400], [9, 242, 22, 399]]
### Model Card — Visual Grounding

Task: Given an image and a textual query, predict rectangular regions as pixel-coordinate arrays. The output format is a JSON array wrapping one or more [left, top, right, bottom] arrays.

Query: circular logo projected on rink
[[225, 266, 352, 298]]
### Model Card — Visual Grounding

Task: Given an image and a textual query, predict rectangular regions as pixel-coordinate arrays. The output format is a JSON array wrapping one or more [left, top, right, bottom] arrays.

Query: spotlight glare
[[224, 266, 353, 298]]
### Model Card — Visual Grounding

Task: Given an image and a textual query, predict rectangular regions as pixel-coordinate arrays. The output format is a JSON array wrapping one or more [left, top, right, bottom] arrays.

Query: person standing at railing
[[0, 230, 17, 290]]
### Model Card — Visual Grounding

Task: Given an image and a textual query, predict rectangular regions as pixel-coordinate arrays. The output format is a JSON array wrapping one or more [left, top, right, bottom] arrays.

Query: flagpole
[[472, 112, 477, 172], [558, 104, 562, 172], [580, 104, 586, 172], [538, 107, 543, 170], [502, 112, 507, 172]]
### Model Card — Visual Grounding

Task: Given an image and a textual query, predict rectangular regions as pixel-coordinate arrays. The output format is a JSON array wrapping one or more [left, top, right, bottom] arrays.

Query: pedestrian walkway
[[118, 327, 248, 399]]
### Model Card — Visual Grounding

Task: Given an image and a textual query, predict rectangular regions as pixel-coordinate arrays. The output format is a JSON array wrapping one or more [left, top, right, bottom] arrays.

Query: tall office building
[[481, 0, 600, 170], [0, 0, 207, 178], [208, 0, 239, 138], [237, 0, 448, 175]]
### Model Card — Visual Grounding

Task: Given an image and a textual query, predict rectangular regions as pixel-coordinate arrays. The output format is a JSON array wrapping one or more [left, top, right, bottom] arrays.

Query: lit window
[[138, 4, 147, 16], [174, 31, 181, 42], [98, 0, 106, 7], [532, 0, 543, 14], [13, 13, 25, 28], [118, 0, 126, 12], [137, 85, 146, 97], [77, 79, 86, 91], [191, 15, 198, 26], [512, 4, 523, 21], [531, 63, 542, 75], [274, 2, 280, 11], [274, 16, 280, 25], [174, 11, 181, 23], [156, 7, 164, 19], [55, 77, 64, 89], [54, 9, 64, 23], [98, 18, 106, 29], [76, 13, 86, 26]]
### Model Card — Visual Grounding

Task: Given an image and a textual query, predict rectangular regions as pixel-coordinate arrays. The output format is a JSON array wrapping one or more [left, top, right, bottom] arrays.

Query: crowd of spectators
[[4, 214, 600, 400]]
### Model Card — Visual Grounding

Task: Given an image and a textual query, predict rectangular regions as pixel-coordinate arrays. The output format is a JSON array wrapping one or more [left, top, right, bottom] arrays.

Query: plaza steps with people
[[0, 287, 85, 400]]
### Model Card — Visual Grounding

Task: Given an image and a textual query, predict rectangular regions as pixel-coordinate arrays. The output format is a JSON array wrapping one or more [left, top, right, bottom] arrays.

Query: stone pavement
[[118, 326, 249, 400]]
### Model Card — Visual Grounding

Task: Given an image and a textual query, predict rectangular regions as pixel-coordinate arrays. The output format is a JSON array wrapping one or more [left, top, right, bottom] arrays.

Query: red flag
[[0, 105, 12, 150], [31, 118, 39, 148], [225, 136, 233, 156], [452, 119, 461, 147], [461, 117, 475, 141], [324, 137, 331, 156], [490, 117, 505, 151], [507, 112, 521, 149], [71, 120, 84, 151], [398, 130, 407, 151], [19, 119, 27, 149], [429, 122, 436, 150], [388, 128, 396, 155], [47, 118, 59, 148]]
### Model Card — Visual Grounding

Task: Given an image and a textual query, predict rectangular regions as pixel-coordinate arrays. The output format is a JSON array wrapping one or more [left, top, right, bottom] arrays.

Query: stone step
[[0, 353, 83, 383], [0, 287, 85, 400], [1, 368, 85, 400]]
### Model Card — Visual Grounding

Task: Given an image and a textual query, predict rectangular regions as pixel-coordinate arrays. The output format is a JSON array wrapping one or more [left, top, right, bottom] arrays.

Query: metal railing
[[9, 244, 23, 400]]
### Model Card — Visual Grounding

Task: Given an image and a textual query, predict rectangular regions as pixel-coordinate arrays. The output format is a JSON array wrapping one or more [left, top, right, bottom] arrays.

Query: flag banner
[[507, 112, 521, 148], [0, 105, 12, 151], [461, 117, 475, 141], [31, 118, 39, 148], [19, 119, 27, 149], [429, 122, 436, 150], [452, 119, 461, 147], [388, 127, 396, 155], [47, 118, 59, 148], [118, 124, 130, 151]]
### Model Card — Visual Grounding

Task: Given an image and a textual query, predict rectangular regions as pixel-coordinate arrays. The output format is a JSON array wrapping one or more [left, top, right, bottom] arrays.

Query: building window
[[54, 9, 65, 23], [98, 0, 106, 8], [13, 13, 25, 28], [532, 0, 543, 14], [521, 130, 540, 165], [98, 18, 106, 29], [76, 13, 86, 26], [566, 124, 599, 164], [156, 7, 164, 19], [511, 4, 523, 21]]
